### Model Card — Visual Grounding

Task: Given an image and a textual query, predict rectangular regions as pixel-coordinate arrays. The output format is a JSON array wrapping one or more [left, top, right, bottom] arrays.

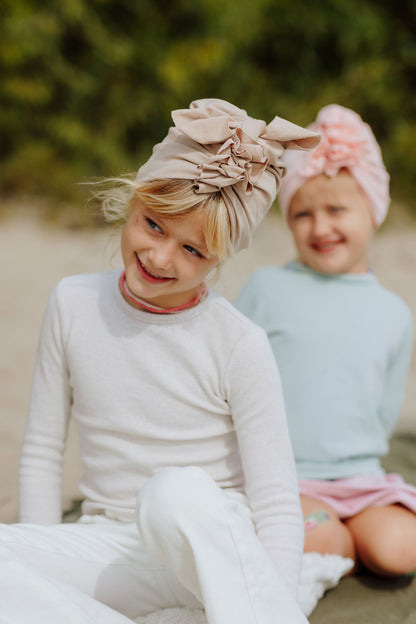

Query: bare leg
[[301, 496, 356, 566], [345, 504, 416, 576]]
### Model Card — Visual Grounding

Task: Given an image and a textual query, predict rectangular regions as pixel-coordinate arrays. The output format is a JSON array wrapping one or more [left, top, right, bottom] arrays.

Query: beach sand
[[1, 208, 415, 523]]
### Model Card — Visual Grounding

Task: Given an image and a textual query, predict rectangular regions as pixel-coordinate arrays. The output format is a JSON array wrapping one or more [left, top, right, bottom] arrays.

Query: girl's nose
[[147, 241, 175, 271], [312, 213, 331, 237]]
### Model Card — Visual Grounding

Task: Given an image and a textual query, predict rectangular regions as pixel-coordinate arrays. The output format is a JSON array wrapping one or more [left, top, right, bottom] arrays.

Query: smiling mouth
[[136, 255, 173, 282], [312, 240, 342, 253]]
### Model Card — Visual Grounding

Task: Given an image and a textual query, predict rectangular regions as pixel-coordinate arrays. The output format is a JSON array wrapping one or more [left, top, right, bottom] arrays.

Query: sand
[[1, 208, 415, 523]]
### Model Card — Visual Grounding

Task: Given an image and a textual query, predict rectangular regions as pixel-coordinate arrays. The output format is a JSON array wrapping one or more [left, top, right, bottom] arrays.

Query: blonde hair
[[99, 176, 232, 262]]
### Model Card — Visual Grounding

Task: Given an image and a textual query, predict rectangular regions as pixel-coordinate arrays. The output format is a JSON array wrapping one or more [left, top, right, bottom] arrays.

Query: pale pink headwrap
[[136, 98, 320, 251], [279, 104, 390, 227]]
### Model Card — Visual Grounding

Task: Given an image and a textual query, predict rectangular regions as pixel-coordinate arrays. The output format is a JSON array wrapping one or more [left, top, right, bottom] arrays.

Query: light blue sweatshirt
[[235, 262, 413, 480]]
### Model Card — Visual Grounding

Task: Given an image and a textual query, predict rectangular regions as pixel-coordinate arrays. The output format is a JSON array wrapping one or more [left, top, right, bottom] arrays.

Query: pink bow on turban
[[278, 104, 390, 227], [136, 98, 320, 251]]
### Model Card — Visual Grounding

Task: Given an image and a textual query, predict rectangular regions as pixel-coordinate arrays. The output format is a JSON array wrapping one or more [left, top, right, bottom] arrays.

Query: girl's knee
[[356, 540, 416, 576], [136, 467, 227, 563], [303, 509, 355, 560], [347, 505, 416, 576], [360, 525, 416, 576]]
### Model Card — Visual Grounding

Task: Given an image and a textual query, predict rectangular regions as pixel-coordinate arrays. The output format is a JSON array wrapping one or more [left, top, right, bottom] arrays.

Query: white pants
[[0, 467, 307, 623]]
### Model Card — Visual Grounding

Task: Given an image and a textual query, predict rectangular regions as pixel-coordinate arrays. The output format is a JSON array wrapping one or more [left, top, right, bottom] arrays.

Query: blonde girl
[[236, 104, 416, 582], [0, 99, 319, 624]]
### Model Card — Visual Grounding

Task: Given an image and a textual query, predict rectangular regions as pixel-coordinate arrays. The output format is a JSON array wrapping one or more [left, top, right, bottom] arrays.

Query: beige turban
[[136, 98, 320, 251]]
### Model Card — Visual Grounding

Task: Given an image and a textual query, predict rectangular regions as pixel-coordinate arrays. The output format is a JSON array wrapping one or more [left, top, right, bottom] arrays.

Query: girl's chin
[[304, 256, 344, 275]]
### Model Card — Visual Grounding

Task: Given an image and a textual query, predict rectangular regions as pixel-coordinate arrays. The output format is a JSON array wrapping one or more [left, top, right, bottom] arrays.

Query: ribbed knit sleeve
[[19, 285, 72, 524], [225, 325, 303, 598]]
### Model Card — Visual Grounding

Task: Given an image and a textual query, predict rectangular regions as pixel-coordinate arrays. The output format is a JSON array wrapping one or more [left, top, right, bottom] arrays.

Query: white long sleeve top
[[19, 269, 303, 596]]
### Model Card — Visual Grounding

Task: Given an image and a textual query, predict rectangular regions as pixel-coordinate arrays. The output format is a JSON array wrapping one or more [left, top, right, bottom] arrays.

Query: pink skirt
[[298, 473, 416, 519]]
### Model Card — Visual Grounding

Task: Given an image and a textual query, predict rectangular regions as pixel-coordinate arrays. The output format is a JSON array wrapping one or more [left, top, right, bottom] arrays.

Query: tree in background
[[1, 0, 415, 216]]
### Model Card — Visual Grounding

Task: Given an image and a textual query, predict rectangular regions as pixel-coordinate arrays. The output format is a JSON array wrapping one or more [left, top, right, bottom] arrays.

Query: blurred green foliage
[[1, 0, 416, 217]]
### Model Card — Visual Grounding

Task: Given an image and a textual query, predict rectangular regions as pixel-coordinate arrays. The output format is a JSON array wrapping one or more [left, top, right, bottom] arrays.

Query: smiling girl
[[119, 183, 219, 311], [1, 99, 320, 623], [236, 104, 416, 581]]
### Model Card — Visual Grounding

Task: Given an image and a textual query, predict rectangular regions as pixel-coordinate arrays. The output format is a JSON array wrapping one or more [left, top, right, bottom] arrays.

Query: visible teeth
[[147, 268, 160, 278], [315, 242, 337, 250], [146, 268, 163, 278]]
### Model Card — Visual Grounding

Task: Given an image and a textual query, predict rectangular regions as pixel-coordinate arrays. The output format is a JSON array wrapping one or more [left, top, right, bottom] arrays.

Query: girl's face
[[121, 199, 219, 309], [287, 172, 375, 275]]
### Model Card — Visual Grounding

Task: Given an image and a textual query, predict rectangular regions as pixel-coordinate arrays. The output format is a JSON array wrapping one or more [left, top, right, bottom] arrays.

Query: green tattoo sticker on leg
[[304, 510, 330, 532]]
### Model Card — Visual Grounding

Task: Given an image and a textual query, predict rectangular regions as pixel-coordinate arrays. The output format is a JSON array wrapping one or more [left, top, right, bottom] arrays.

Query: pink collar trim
[[119, 271, 207, 314]]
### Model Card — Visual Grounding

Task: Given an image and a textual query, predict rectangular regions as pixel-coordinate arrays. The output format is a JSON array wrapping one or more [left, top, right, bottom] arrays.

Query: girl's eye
[[329, 205, 344, 213], [293, 211, 311, 220], [146, 217, 162, 233], [183, 244, 203, 258]]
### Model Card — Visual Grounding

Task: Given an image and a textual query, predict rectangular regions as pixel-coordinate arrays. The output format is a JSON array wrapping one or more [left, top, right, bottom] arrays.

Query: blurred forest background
[[1, 0, 416, 224]]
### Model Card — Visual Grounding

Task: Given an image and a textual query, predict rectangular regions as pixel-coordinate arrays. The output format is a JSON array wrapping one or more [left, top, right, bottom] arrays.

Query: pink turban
[[136, 98, 320, 251], [278, 104, 390, 227]]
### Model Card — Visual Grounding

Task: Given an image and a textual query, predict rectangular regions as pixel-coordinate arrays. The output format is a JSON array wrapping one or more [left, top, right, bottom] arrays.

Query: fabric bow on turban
[[278, 104, 390, 227], [136, 98, 320, 251]]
